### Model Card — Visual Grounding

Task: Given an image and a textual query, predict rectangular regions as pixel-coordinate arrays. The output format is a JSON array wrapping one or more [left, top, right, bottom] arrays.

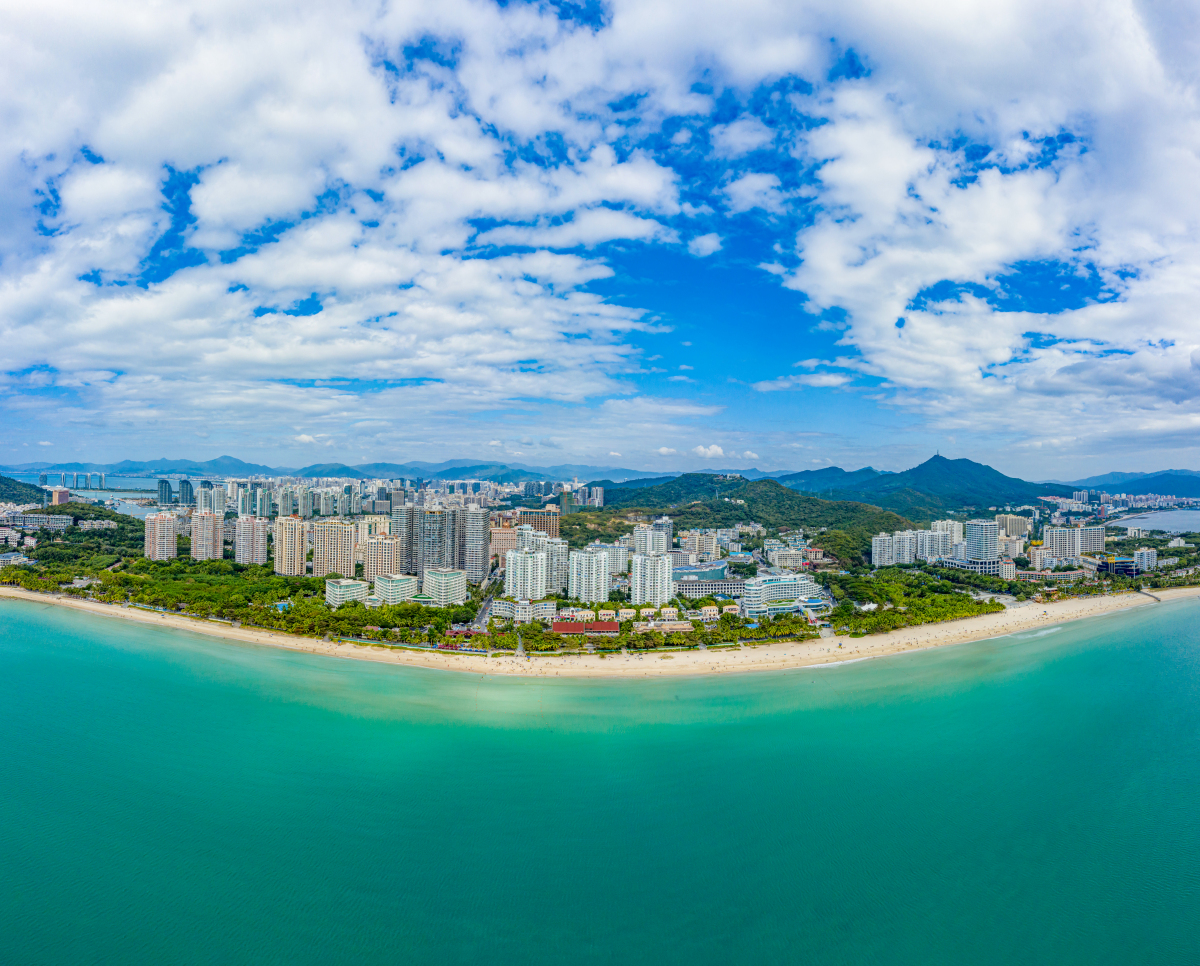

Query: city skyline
[[4, 2, 1200, 477]]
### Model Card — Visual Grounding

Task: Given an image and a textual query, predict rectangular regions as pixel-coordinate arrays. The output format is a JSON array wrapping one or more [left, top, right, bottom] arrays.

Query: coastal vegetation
[[486, 611, 818, 651], [820, 568, 1007, 635]]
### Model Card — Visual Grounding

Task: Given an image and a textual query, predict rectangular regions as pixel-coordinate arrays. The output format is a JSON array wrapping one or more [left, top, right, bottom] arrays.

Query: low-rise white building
[[740, 573, 823, 620], [326, 578, 369, 607], [422, 567, 468, 607], [491, 597, 557, 624], [374, 573, 419, 605]]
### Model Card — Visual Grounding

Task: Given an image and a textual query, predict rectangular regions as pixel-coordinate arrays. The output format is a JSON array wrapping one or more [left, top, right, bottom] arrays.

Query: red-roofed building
[[551, 621, 619, 637]]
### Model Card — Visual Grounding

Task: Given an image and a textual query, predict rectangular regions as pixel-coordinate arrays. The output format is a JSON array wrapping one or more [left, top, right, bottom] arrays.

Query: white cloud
[[752, 373, 853, 391], [692, 444, 724, 458], [37, 440, 52, 446], [743, 450, 759, 459], [2, 0, 1200, 471], [678, 364, 693, 370], [687, 232, 723, 257], [489, 439, 502, 446], [710, 116, 775, 157], [608, 451, 621, 456], [294, 435, 317, 444], [656, 446, 677, 455], [723, 173, 786, 214], [476, 206, 678, 249]]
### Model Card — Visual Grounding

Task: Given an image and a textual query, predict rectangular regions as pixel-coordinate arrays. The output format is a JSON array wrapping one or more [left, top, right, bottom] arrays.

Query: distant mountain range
[[6, 454, 1199, 503], [595, 456, 1077, 520], [1057, 469, 1200, 489], [0, 456, 649, 483]]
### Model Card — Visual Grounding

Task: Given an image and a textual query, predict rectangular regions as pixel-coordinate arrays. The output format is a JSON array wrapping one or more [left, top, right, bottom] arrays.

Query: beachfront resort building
[[506, 547, 548, 601], [938, 520, 1003, 576], [373, 573, 419, 605], [740, 573, 824, 620], [1043, 525, 1106, 559], [421, 567, 468, 607], [631, 553, 672, 607], [568, 547, 610, 603], [491, 597, 558, 624], [326, 578, 369, 607], [1134, 548, 1159, 571]]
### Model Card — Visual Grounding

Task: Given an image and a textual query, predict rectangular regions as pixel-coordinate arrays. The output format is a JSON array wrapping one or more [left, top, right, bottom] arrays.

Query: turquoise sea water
[[3, 598, 1200, 964]]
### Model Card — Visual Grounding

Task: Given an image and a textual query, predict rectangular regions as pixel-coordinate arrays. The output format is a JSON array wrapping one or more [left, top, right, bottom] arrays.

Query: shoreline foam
[[3, 584, 1198, 677]]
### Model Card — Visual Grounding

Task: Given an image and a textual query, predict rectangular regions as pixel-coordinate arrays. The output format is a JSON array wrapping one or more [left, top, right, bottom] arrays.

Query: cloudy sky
[[3, 0, 1199, 476]]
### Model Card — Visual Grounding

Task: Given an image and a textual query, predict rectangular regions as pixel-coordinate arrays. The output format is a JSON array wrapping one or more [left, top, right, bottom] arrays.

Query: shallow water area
[[3, 596, 1200, 964]]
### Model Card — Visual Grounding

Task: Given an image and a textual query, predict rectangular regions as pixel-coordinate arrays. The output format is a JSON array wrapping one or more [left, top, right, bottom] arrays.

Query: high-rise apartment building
[[916, 529, 953, 561], [872, 533, 894, 567], [518, 507, 560, 539], [178, 479, 195, 506], [1043, 525, 1105, 558], [197, 486, 226, 516], [414, 508, 446, 575], [273, 516, 308, 576], [932, 519, 965, 544], [544, 537, 568, 593], [234, 515, 270, 565], [312, 521, 355, 578], [157, 480, 172, 505], [965, 520, 1000, 562], [363, 534, 402, 583], [892, 530, 917, 565], [490, 526, 519, 567], [568, 548, 610, 603], [1133, 548, 1158, 571], [143, 512, 178, 561], [461, 507, 490, 583], [994, 514, 1032, 537], [631, 553, 672, 607], [389, 505, 415, 573], [652, 515, 673, 547], [633, 524, 669, 556], [505, 548, 548, 600], [588, 541, 630, 573], [191, 512, 224, 561]]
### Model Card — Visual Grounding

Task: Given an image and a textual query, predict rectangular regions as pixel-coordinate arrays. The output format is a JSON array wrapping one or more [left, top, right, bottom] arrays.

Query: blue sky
[[3, 0, 1200, 477]]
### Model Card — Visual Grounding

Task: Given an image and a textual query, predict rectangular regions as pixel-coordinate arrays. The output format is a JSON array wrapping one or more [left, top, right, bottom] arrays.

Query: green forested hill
[[0, 474, 46, 504], [600, 473, 747, 507]]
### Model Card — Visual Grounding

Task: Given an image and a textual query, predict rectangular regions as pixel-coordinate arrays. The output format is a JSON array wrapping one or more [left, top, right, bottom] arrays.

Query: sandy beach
[[3, 584, 1198, 677]]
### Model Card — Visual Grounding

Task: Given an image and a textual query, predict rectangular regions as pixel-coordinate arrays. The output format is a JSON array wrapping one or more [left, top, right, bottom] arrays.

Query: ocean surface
[[1119, 508, 1200, 532], [3, 597, 1200, 965]]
